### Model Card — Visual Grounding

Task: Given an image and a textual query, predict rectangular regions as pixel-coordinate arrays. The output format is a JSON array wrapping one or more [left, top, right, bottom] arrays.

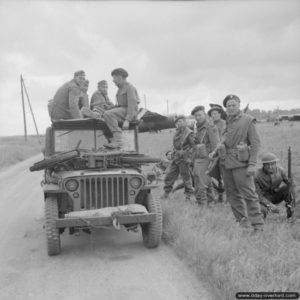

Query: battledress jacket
[[115, 82, 139, 122], [172, 127, 195, 163], [255, 166, 289, 204], [194, 120, 220, 157], [90, 91, 114, 111], [223, 111, 260, 169], [51, 79, 82, 120]]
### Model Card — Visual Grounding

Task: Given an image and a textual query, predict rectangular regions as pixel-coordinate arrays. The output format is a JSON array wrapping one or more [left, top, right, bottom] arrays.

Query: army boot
[[104, 132, 122, 149], [196, 188, 208, 206], [207, 183, 216, 205]]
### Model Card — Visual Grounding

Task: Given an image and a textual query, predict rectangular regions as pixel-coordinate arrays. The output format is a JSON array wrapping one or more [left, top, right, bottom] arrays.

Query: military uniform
[[164, 127, 194, 197], [103, 81, 139, 133], [214, 119, 226, 138], [255, 166, 290, 217], [193, 119, 219, 204], [50, 79, 82, 120], [90, 91, 114, 113], [222, 111, 264, 229]]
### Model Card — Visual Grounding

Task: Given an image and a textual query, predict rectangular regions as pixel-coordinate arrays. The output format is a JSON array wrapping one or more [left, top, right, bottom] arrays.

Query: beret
[[74, 70, 85, 77], [111, 68, 128, 78], [98, 80, 107, 86], [174, 114, 186, 124], [223, 94, 240, 107], [208, 106, 222, 117], [209, 103, 223, 110], [191, 105, 205, 115]]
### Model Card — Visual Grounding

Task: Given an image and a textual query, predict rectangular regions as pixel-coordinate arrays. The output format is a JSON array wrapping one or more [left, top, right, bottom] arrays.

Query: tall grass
[[0, 135, 44, 168], [139, 122, 300, 299]]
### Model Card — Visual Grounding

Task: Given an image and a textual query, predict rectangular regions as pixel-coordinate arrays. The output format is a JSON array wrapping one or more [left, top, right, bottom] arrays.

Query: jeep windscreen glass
[[54, 130, 95, 152]]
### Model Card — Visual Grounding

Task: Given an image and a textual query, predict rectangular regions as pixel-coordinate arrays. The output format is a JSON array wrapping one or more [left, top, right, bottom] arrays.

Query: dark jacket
[[173, 127, 195, 163], [255, 166, 289, 204], [51, 79, 82, 120], [223, 111, 260, 169]]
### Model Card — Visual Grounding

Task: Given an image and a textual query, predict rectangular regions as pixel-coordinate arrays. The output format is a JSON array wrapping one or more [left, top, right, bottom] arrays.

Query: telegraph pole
[[20, 75, 27, 142], [21, 75, 42, 145], [143, 94, 147, 109], [166, 99, 169, 116]]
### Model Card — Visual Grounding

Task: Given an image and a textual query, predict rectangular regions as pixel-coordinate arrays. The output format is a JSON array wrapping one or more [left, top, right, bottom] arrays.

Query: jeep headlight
[[65, 179, 79, 192], [130, 177, 143, 189]]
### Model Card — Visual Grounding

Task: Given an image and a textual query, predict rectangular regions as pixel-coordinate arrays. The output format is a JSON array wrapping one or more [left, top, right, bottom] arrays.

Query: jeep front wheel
[[141, 193, 163, 248], [45, 196, 61, 256]]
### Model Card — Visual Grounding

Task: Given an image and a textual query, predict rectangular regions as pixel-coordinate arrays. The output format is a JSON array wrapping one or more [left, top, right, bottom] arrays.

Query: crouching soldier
[[161, 115, 194, 201], [255, 152, 294, 218], [103, 68, 139, 149], [192, 106, 219, 205]]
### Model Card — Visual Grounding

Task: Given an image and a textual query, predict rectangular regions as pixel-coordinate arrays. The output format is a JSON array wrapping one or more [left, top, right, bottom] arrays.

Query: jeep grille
[[80, 176, 129, 209]]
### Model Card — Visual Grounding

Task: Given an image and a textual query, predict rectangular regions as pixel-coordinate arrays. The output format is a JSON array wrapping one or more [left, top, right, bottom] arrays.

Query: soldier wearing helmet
[[161, 115, 195, 201], [255, 152, 293, 218]]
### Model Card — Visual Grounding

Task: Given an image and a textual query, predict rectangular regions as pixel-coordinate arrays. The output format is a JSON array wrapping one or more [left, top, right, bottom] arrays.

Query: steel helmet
[[261, 152, 279, 164]]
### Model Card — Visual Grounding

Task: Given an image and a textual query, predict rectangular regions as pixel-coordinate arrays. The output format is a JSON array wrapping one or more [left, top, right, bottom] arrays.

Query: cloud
[[0, 0, 299, 135]]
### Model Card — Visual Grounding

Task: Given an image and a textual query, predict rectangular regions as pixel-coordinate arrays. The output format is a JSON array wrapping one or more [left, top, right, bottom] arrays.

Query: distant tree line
[[246, 107, 300, 121]]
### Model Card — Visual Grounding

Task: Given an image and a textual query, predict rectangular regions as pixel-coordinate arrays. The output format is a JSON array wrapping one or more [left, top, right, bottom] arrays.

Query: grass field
[[0, 135, 44, 169], [139, 122, 300, 299]]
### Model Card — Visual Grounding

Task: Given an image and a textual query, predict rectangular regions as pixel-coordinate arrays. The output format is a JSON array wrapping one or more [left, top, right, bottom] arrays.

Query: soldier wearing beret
[[161, 115, 195, 201], [191, 106, 220, 205], [222, 94, 264, 233], [103, 68, 139, 149], [49, 70, 86, 121]]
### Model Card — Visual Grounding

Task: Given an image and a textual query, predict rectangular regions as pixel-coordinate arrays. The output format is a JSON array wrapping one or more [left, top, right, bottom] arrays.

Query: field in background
[[0, 135, 43, 169], [139, 122, 300, 299]]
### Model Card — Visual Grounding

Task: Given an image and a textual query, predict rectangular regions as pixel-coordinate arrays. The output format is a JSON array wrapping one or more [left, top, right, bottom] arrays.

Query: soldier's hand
[[246, 165, 256, 177], [123, 120, 130, 130]]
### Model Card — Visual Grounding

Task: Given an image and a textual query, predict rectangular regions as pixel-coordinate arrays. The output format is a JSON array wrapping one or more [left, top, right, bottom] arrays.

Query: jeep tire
[[45, 196, 61, 256], [141, 193, 162, 248]]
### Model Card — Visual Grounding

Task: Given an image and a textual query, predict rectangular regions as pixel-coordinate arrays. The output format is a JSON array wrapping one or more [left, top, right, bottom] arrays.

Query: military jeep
[[30, 118, 165, 256]]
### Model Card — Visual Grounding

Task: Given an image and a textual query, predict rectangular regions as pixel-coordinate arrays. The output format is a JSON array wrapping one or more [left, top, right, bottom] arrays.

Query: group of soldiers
[[47, 69, 295, 235], [48, 68, 139, 149], [160, 95, 295, 234]]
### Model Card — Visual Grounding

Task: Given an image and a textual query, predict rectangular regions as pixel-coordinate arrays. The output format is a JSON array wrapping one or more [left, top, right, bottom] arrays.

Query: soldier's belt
[[226, 148, 238, 155]]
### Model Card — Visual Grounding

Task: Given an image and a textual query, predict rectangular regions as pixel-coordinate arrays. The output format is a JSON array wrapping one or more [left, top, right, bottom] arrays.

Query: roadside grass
[[0, 135, 44, 169], [139, 122, 300, 299]]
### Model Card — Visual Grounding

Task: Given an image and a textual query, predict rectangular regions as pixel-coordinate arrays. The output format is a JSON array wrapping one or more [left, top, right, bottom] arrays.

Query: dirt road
[[0, 156, 211, 300]]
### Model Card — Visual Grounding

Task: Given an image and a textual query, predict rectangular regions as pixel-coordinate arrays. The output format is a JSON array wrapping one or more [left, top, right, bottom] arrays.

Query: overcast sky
[[0, 0, 299, 136]]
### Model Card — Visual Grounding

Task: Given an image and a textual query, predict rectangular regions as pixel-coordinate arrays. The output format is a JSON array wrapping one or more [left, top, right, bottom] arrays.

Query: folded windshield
[[54, 129, 136, 152]]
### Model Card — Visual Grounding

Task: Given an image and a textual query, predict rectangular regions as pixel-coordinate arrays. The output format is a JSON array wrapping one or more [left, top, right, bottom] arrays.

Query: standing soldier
[[103, 68, 139, 149], [255, 152, 294, 218], [208, 106, 226, 138], [222, 94, 264, 233], [48, 70, 86, 121], [192, 106, 219, 205], [161, 115, 195, 201]]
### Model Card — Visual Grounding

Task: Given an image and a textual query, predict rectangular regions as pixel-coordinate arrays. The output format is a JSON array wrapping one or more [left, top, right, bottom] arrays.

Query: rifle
[[286, 146, 296, 218]]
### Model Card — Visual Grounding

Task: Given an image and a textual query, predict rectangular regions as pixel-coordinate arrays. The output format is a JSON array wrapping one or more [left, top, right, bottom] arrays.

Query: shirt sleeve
[[125, 86, 138, 121], [247, 121, 261, 165], [68, 86, 82, 119]]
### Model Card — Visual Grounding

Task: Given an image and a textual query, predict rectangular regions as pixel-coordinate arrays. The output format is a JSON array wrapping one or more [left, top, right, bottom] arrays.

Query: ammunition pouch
[[227, 146, 249, 162]]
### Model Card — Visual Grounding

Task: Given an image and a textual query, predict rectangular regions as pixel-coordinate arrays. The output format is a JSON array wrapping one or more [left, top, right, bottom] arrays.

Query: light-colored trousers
[[103, 107, 127, 133]]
